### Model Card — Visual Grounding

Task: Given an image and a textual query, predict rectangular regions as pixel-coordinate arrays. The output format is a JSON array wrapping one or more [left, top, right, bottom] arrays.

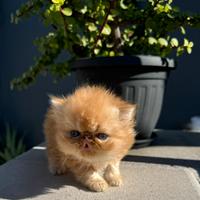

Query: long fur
[[44, 85, 136, 192]]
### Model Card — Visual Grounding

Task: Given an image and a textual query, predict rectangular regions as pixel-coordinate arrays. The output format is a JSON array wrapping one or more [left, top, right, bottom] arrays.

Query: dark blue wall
[[1, 1, 200, 147], [0, 1, 76, 147], [158, 1, 200, 129]]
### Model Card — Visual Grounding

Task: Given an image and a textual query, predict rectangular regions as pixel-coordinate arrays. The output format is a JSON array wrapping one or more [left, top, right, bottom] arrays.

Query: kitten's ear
[[119, 104, 136, 122], [49, 95, 65, 108]]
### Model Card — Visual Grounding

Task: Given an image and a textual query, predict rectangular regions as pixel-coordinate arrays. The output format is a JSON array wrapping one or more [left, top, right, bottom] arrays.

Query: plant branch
[[92, 0, 116, 52], [60, 9, 68, 37]]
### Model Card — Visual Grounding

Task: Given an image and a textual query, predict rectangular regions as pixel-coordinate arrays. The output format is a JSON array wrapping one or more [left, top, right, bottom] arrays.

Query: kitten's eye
[[69, 130, 81, 138], [96, 133, 108, 140]]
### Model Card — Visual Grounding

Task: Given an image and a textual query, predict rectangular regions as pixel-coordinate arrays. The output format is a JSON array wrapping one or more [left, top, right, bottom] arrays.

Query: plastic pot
[[71, 55, 175, 146]]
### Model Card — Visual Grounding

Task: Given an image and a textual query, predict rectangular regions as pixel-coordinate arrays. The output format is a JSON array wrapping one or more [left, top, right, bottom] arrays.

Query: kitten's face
[[49, 86, 136, 161]]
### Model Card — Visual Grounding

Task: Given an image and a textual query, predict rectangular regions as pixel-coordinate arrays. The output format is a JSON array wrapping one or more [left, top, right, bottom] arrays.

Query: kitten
[[44, 85, 136, 192]]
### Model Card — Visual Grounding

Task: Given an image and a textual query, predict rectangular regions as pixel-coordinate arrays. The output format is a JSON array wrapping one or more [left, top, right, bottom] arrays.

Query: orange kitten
[[44, 85, 136, 192]]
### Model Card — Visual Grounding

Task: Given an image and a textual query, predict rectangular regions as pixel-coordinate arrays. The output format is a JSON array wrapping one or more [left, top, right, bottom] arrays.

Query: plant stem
[[60, 9, 68, 37], [92, 0, 115, 53]]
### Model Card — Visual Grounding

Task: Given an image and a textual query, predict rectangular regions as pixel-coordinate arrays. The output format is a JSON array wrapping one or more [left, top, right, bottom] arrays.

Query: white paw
[[104, 172, 123, 187], [87, 179, 109, 192], [106, 175, 123, 186]]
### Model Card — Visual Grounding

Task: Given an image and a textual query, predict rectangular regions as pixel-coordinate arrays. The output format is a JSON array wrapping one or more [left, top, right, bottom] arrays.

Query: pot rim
[[71, 55, 176, 70]]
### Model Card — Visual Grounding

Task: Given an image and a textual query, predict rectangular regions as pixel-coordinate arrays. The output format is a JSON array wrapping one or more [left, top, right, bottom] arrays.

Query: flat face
[[47, 86, 135, 160]]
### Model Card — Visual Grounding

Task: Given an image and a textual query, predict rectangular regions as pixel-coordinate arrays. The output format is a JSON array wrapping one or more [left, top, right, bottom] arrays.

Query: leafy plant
[[11, 0, 200, 89], [0, 124, 26, 165]]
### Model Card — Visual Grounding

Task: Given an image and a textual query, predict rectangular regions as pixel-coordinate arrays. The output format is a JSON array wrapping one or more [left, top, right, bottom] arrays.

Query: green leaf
[[170, 38, 179, 47], [81, 36, 88, 47], [52, 0, 65, 5], [183, 38, 189, 46], [180, 26, 186, 35], [188, 41, 194, 48], [16, 139, 24, 155], [148, 37, 157, 45], [80, 6, 87, 14], [108, 15, 114, 21], [94, 48, 100, 55], [168, 0, 173, 4], [164, 4, 172, 12], [50, 4, 60, 12], [120, 0, 128, 9], [97, 40, 102, 47], [61, 8, 72, 16], [177, 46, 184, 56], [102, 24, 111, 35], [87, 23, 97, 32], [158, 38, 168, 47], [187, 47, 192, 54], [109, 51, 115, 56]]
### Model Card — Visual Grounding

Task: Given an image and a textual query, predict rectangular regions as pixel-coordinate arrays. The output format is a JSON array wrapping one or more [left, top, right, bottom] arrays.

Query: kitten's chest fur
[[61, 154, 115, 175]]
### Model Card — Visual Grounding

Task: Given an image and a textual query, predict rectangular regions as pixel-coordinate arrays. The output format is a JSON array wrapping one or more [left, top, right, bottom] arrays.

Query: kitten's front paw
[[87, 179, 109, 192], [48, 164, 66, 176], [104, 174, 123, 187]]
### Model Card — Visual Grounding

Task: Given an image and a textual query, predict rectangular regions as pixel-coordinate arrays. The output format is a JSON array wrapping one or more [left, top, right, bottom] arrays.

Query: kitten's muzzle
[[80, 135, 94, 151], [82, 135, 93, 141]]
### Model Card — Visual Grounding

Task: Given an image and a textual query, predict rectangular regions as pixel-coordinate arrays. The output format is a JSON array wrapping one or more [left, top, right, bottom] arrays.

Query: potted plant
[[11, 0, 200, 146]]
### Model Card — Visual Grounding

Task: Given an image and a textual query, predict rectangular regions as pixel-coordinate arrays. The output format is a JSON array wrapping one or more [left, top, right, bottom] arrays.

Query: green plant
[[0, 124, 26, 164], [11, 0, 200, 89]]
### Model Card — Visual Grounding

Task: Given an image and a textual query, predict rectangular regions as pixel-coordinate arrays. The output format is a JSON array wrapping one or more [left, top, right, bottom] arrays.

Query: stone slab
[[0, 130, 199, 200]]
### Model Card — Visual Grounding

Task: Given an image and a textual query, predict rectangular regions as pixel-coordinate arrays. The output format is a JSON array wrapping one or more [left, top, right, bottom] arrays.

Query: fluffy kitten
[[44, 85, 136, 192]]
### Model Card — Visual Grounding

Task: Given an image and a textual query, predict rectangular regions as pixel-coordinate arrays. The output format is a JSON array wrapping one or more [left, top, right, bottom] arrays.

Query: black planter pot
[[71, 55, 175, 146]]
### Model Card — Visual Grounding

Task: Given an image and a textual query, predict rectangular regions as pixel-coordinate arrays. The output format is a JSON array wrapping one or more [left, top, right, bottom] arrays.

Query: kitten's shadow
[[0, 148, 90, 200]]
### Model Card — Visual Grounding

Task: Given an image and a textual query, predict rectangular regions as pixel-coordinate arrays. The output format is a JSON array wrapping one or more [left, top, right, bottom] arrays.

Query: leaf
[[180, 26, 186, 35], [148, 37, 157, 45], [177, 46, 184, 56], [50, 4, 60, 12], [158, 38, 168, 47], [61, 8, 72, 16], [168, 0, 173, 4], [97, 40, 102, 47], [108, 15, 114, 21], [52, 0, 65, 5], [94, 48, 100, 55], [186, 41, 194, 54], [81, 36, 88, 47], [109, 51, 115, 56], [102, 24, 111, 35], [0, 124, 26, 163], [80, 6, 87, 14], [183, 38, 189, 47], [87, 23, 97, 32], [16, 139, 25, 155], [164, 4, 172, 12], [170, 38, 179, 47], [188, 41, 194, 48], [120, 0, 128, 9], [187, 47, 192, 54]]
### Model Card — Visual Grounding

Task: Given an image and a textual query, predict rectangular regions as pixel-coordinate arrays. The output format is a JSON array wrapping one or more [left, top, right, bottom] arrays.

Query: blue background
[[1, 0, 200, 147]]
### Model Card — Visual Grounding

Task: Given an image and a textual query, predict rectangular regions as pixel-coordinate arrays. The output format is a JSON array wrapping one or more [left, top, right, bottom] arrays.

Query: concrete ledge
[[0, 130, 199, 200]]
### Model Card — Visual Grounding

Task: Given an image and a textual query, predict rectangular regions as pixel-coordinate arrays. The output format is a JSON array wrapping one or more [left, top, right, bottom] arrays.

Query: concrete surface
[[0, 130, 199, 200]]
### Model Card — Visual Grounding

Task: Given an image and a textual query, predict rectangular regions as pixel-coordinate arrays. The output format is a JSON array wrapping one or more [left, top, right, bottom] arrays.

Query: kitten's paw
[[48, 164, 66, 175], [87, 179, 109, 192], [104, 174, 123, 187]]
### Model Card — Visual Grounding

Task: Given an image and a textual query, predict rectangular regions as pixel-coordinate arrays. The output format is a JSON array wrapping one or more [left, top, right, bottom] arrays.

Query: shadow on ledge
[[0, 148, 88, 200]]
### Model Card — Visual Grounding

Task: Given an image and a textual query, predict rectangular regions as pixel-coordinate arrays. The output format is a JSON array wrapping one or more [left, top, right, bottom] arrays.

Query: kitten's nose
[[83, 135, 93, 140]]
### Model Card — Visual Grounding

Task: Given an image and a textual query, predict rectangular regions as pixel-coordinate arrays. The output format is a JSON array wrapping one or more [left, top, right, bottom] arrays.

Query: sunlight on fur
[[44, 85, 136, 192]]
